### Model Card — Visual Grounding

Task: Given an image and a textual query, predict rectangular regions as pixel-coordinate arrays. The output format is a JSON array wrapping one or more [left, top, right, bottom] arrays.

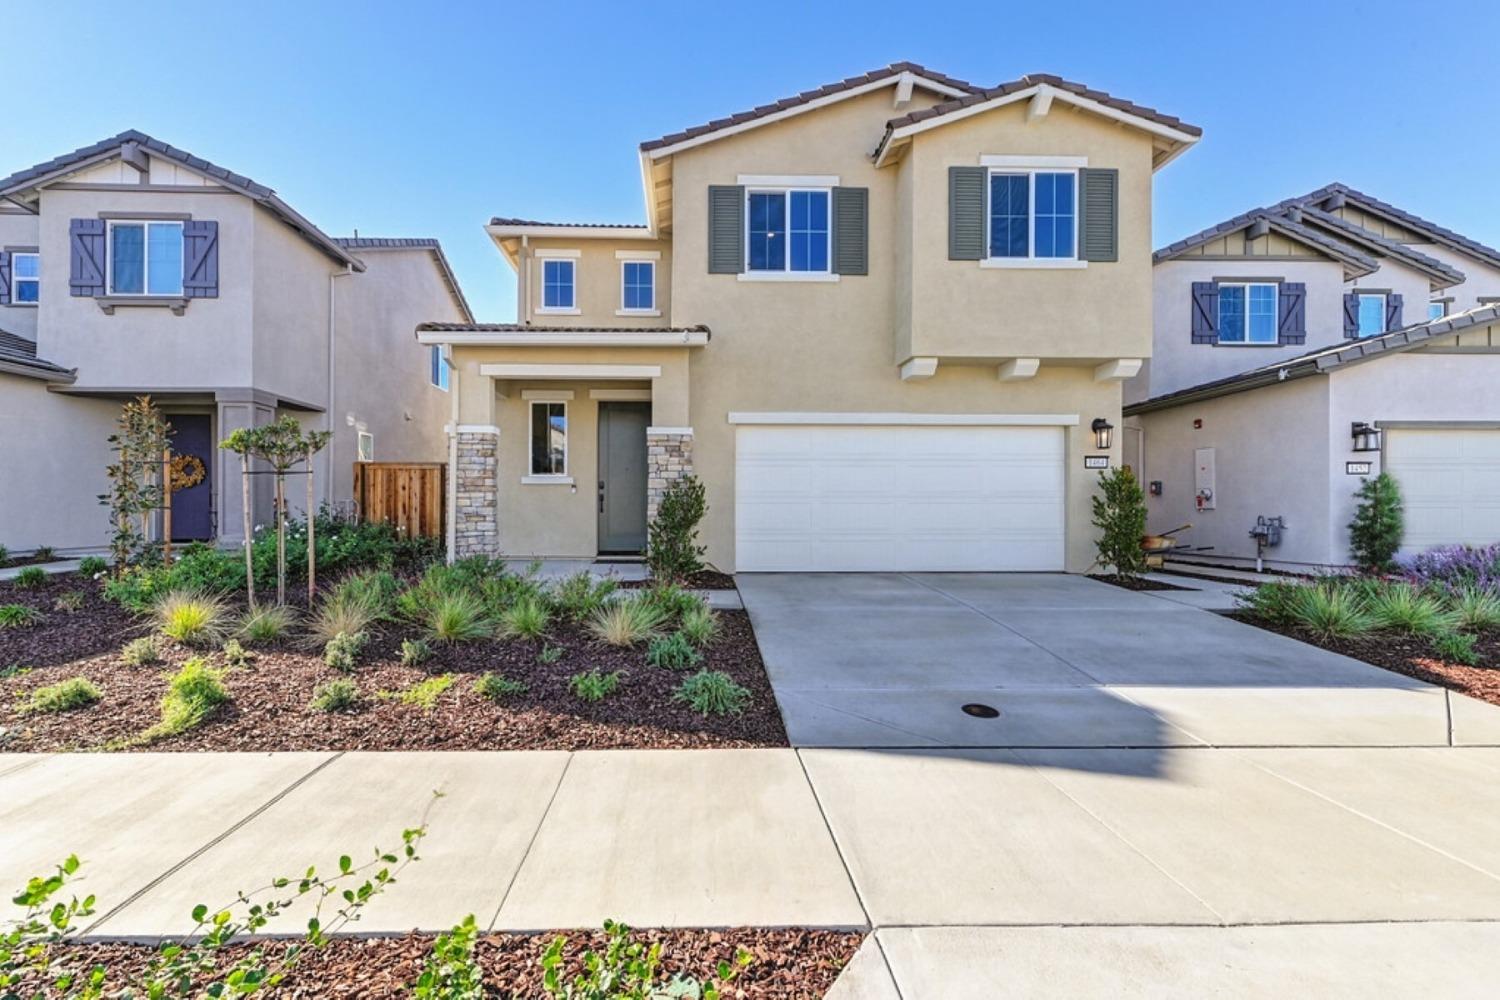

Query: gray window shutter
[[70, 218, 106, 297], [1343, 292, 1360, 339], [1386, 293, 1403, 331], [707, 185, 744, 274], [1191, 281, 1219, 343], [183, 220, 219, 298], [1277, 282, 1306, 345], [1078, 168, 1119, 262], [831, 187, 868, 276], [948, 166, 986, 261], [0, 252, 10, 306]]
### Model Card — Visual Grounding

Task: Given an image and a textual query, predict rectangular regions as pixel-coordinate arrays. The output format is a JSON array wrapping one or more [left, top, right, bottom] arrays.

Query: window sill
[[615, 308, 662, 317], [521, 475, 574, 486], [1213, 341, 1282, 348], [96, 296, 189, 316], [737, 271, 840, 283], [979, 258, 1087, 270], [535, 307, 581, 316]]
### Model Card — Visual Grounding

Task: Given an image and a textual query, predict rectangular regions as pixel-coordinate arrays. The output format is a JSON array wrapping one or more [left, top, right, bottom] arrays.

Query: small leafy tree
[[1348, 472, 1404, 572], [1091, 466, 1149, 579], [221, 416, 332, 606], [99, 396, 170, 572], [647, 475, 708, 585]]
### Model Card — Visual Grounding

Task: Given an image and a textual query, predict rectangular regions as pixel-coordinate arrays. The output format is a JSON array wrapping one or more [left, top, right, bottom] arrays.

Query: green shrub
[[20, 677, 101, 715], [1366, 582, 1457, 635], [31, 546, 56, 563], [539, 920, 751, 1000], [679, 605, 718, 646], [498, 595, 550, 640], [426, 590, 492, 643], [398, 561, 501, 622], [332, 569, 402, 620], [247, 509, 441, 588], [1348, 472, 1404, 572], [237, 604, 298, 645], [478, 570, 547, 617], [673, 669, 750, 716], [310, 677, 361, 713], [324, 631, 367, 672], [1451, 586, 1500, 632], [144, 658, 229, 740], [474, 672, 528, 702], [550, 572, 619, 622], [0, 543, 7, 565], [386, 674, 455, 712], [121, 634, 164, 666], [52, 591, 85, 612], [538, 644, 563, 665], [587, 598, 668, 647], [413, 914, 484, 999], [0, 604, 41, 630], [640, 584, 705, 624], [153, 589, 230, 647], [77, 555, 109, 577], [14, 567, 46, 590], [1432, 631, 1480, 666], [646, 631, 703, 671], [1286, 583, 1375, 640], [309, 587, 382, 646], [568, 669, 622, 703], [400, 637, 433, 666], [1090, 466, 1149, 579], [647, 475, 708, 585], [221, 639, 254, 669], [106, 544, 245, 612]]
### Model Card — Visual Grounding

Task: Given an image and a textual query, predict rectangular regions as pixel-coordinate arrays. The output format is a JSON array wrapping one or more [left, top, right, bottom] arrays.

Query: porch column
[[453, 425, 500, 558], [646, 427, 694, 524], [215, 390, 276, 547]]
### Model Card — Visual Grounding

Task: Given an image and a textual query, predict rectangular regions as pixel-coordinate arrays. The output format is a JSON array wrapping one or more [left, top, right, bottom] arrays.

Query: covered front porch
[[417, 324, 709, 561]]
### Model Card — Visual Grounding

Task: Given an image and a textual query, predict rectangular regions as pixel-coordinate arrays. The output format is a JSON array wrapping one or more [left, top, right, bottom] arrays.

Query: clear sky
[[8, 0, 1496, 322]]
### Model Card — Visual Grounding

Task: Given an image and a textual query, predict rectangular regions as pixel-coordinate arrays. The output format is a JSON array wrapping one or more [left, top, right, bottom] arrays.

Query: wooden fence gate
[[352, 462, 445, 539]]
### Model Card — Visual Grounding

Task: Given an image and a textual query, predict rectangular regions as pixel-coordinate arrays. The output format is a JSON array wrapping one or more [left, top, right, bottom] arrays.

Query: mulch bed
[[1087, 573, 1191, 592], [620, 570, 738, 591], [25, 928, 863, 998], [0, 574, 788, 752], [1232, 613, 1500, 707]]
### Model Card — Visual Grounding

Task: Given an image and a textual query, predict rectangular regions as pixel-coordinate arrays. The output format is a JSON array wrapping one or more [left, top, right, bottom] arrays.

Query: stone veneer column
[[646, 427, 694, 525], [453, 428, 499, 558]]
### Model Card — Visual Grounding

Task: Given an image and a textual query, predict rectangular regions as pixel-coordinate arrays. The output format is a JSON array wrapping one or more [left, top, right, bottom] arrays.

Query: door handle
[[598, 480, 605, 514]]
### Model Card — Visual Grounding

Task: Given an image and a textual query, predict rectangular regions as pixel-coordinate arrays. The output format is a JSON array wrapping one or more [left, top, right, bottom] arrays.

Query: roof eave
[[415, 328, 710, 348], [0, 358, 77, 383]]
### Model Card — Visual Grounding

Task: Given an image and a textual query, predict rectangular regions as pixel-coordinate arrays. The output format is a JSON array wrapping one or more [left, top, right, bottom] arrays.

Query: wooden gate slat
[[353, 462, 444, 539]]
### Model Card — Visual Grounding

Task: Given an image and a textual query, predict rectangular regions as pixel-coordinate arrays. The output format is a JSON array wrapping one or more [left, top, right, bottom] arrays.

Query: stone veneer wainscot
[[454, 428, 499, 557], [646, 428, 694, 525]]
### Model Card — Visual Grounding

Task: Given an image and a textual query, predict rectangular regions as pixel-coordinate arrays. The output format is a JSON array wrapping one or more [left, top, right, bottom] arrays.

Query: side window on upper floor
[[0, 251, 39, 305], [540, 258, 576, 312], [67, 218, 218, 302], [620, 259, 656, 312]]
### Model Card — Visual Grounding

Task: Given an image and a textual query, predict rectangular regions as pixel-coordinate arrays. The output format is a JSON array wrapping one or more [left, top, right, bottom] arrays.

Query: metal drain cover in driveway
[[962, 703, 1000, 719]]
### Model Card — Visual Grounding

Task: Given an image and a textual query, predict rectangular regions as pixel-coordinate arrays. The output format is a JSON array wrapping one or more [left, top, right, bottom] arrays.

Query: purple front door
[[168, 414, 215, 541]]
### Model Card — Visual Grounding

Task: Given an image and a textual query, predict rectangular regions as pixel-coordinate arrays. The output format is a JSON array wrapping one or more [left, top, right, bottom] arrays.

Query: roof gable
[[1154, 207, 1379, 277], [333, 237, 475, 323], [1296, 183, 1500, 271]]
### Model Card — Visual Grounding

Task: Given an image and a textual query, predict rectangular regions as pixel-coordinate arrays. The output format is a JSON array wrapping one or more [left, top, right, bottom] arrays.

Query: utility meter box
[[1194, 447, 1217, 511]]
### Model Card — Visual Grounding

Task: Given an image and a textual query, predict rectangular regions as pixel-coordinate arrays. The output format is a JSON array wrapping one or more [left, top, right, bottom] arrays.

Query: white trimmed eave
[[728, 411, 1080, 427], [416, 329, 709, 348]]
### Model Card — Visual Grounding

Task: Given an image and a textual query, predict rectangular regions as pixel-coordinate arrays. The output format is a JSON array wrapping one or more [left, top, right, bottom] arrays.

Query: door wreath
[[169, 453, 207, 492]]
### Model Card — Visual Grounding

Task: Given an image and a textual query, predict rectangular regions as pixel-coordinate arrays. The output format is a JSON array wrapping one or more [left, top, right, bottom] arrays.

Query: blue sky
[[7, 0, 1496, 322]]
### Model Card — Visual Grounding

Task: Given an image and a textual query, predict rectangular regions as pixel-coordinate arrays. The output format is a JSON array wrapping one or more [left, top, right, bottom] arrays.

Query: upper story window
[[541, 258, 575, 311], [108, 220, 183, 296], [620, 260, 655, 312], [1217, 283, 1278, 345], [747, 188, 829, 273], [429, 345, 449, 390], [1357, 292, 1387, 336], [12, 252, 39, 303], [988, 169, 1076, 262], [357, 432, 374, 462], [1428, 301, 1447, 321]]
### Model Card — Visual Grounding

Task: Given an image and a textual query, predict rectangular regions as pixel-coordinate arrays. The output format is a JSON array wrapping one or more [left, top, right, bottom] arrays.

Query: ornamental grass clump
[[142, 658, 229, 741], [1450, 586, 1500, 632], [568, 669, 622, 703], [640, 584, 704, 624], [497, 595, 550, 640], [645, 631, 703, 671], [20, 677, 101, 715], [0, 604, 41, 630], [310, 677, 361, 713], [153, 589, 230, 647], [426, 591, 492, 643], [1285, 582, 1375, 640], [549, 572, 619, 623], [77, 555, 109, 577], [587, 598, 668, 647], [332, 569, 402, 621], [14, 567, 47, 590], [679, 605, 718, 647], [309, 587, 381, 647], [673, 669, 750, 717], [120, 634, 164, 666], [474, 671, 528, 702], [1366, 582, 1457, 635], [1432, 630, 1481, 667], [237, 603, 298, 645]]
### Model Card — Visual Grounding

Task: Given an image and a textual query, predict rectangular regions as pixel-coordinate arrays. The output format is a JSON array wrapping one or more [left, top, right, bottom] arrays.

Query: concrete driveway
[[739, 573, 1497, 749]]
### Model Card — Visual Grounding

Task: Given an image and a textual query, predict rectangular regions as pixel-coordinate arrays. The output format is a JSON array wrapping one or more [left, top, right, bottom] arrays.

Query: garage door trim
[[727, 411, 1080, 426]]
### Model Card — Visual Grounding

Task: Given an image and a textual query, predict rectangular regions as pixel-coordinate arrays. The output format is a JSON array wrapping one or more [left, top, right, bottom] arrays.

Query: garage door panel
[[1386, 429, 1500, 552]]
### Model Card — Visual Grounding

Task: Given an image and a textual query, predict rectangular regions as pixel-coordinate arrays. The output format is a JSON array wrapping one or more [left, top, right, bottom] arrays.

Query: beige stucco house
[[0, 131, 472, 555], [1126, 185, 1500, 570], [420, 63, 1201, 573]]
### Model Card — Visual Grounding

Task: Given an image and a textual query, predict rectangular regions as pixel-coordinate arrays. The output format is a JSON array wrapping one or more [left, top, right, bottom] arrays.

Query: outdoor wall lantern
[[1350, 421, 1382, 453], [1091, 418, 1115, 451]]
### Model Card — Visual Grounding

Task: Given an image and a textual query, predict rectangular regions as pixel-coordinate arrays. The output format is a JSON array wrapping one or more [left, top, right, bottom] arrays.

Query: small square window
[[1357, 293, 1386, 337], [430, 345, 449, 390], [12, 252, 39, 303], [621, 260, 654, 311], [541, 259, 575, 310], [1428, 301, 1446, 321], [529, 401, 566, 476], [357, 432, 374, 462]]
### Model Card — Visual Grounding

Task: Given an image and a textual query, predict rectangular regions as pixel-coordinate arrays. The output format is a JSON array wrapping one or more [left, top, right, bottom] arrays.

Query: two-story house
[[0, 131, 473, 555], [418, 63, 1201, 573], [1126, 184, 1500, 570]]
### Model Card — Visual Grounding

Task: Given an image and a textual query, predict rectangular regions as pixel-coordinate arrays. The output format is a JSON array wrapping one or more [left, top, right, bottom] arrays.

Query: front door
[[168, 414, 215, 541], [597, 402, 649, 554]]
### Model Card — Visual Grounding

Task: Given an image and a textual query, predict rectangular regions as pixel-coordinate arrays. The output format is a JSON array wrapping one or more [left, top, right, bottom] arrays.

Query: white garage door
[[734, 423, 1066, 572], [1385, 428, 1500, 552]]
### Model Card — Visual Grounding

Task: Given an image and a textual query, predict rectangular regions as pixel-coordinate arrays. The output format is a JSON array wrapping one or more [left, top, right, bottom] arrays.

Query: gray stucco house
[[0, 131, 473, 555]]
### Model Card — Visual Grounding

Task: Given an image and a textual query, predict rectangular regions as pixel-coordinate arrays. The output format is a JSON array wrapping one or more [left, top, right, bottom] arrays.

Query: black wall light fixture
[[1091, 418, 1114, 451]]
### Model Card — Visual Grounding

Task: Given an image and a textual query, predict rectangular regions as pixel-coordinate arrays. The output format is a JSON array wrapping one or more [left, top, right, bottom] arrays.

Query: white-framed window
[[1357, 292, 1387, 336], [107, 220, 184, 296], [620, 260, 655, 312], [1217, 282, 1279, 345], [540, 259, 575, 311], [528, 400, 567, 476], [12, 252, 39, 304], [1428, 301, 1447, 321], [429, 344, 449, 390], [746, 187, 830, 274], [987, 168, 1076, 263], [357, 432, 374, 462]]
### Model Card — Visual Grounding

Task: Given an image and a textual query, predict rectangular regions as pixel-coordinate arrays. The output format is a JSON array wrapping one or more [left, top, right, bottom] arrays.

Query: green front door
[[597, 402, 650, 554]]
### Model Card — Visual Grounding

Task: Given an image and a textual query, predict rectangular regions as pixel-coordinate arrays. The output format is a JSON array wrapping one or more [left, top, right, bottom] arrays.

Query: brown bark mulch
[[1087, 573, 1191, 592], [0, 575, 788, 753], [1231, 613, 1500, 707], [620, 570, 738, 591], [27, 928, 863, 999]]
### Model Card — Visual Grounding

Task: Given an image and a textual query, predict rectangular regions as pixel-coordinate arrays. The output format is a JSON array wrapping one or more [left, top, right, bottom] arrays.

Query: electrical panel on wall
[[1194, 447, 1216, 511]]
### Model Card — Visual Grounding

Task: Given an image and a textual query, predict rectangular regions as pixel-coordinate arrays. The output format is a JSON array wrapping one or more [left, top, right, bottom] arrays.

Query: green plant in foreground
[[77, 555, 109, 577], [673, 669, 750, 717], [13, 566, 46, 590], [1366, 582, 1457, 636], [679, 605, 719, 647], [53, 591, 85, 613], [387, 674, 455, 712], [1, 854, 97, 996], [401, 637, 434, 666], [646, 631, 704, 671], [540, 919, 751, 1000], [310, 677, 361, 713], [221, 638, 255, 669], [0, 543, 7, 566], [332, 569, 402, 620], [569, 669, 622, 703], [120, 634, 164, 667], [587, 598, 668, 647], [498, 594, 551, 640], [550, 572, 619, 623], [1348, 472, 1404, 572], [0, 604, 41, 630], [19, 677, 101, 715], [538, 643, 564, 665], [1286, 583, 1375, 640], [646, 474, 708, 585], [1090, 466, 1149, 580], [310, 586, 381, 646], [426, 590, 492, 644], [138, 657, 229, 744], [412, 913, 484, 999], [1237, 580, 1306, 625], [641, 584, 705, 624], [31, 547, 56, 564], [324, 631, 367, 672], [474, 672, 528, 702], [153, 588, 230, 647], [1433, 630, 1481, 666], [1451, 586, 1500, 632], [238, 603, 299, 645]]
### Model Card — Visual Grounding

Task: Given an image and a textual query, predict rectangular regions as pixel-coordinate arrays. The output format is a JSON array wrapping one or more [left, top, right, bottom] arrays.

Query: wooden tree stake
[[161, 447, 174, 567]]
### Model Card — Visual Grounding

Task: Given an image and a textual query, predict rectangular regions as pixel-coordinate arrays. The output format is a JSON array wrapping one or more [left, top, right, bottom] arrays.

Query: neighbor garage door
[[1385, 427, 1500, 551], [734, 423, 1066, 571]]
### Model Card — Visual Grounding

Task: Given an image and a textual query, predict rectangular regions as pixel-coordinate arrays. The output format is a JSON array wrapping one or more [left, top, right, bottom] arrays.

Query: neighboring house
[[0, 131, 472, 555], [419, 63, 1201, 572], [1126, 184, 1500, 570]]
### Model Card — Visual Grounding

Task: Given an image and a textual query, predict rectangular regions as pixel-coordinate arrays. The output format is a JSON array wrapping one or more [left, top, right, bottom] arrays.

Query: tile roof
[[0, 130, 362, 271], [333, 236, 476, 323], [639, 62, 981, 153], [1153, 206, 1380, 274], [0, 328, 73, 381], [1297, 183, 1500, 271], [1292, 206, 1465, 286], [417, 322, 709, 335], [1126, 304, 1500, 415]]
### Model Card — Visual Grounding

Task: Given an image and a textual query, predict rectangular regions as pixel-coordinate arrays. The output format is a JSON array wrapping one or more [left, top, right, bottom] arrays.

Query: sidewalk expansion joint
[[795, 748, 873, 931], [487, 750, 574, 932]]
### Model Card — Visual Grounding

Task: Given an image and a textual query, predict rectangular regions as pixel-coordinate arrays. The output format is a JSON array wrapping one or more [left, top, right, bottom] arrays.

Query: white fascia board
[[481, 363, 663, 379], [417, 331, 708, 348], [727, 412, 1081, 426], [485, 223, 653, 240]]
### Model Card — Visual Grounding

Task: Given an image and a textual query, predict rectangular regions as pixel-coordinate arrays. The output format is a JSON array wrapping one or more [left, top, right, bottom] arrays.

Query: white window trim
[[743, 186, 833, 277], [534, 248, 581, 258], [1357, 292, 1388, 336], [356, 431, 374, 462], [1429, 300, 1448, 320], [980, 155, 1088, 168], [429, 344, 450, 391], [11, 251, 39, 305], [983, 167, 1081, 267], [613, 249, 661, 260], [527, 399, 568, 479], [618, 258, 657, 315], [538, 257, 577, 314], [736, 173, 840, 187], [105, 219, 184, 297], [1215, 282, 1280, 346]]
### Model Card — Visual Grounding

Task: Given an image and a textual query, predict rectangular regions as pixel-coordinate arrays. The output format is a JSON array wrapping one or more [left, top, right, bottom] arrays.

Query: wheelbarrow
[[1141, 524, 1191, 569]]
